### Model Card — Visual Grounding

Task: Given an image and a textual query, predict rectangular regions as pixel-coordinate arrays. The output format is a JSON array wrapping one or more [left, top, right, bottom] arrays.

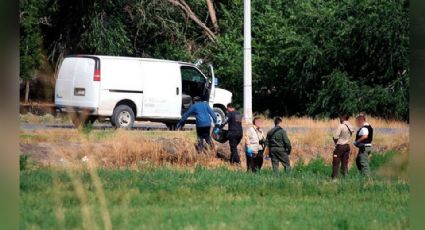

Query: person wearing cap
[[220, 103, 243, 165], [353, 115, 374, 176], [331, 114, 354, 179], [177, 96, 219, 153], [265, 116, 292, 175], [245, 117, 265, 172]]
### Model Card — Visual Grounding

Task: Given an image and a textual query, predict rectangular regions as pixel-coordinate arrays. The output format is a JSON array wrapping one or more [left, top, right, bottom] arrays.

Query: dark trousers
[[196, 126, 212, 153], [247, 150, 264, 172], [270, 148, 291, 175], [331, 144, 350, 178], [228, 132, 242, 164]]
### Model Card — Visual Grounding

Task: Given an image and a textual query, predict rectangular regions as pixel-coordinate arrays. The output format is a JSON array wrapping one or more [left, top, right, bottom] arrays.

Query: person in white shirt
[[353, 115, 374, 176], [331, 114, 354, 179], [245, 117, 266, 172]]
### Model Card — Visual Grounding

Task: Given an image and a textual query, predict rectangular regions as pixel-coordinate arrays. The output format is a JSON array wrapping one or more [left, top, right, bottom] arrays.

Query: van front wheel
[[111, 105, 135, 129], [213, 107, 226, 125]]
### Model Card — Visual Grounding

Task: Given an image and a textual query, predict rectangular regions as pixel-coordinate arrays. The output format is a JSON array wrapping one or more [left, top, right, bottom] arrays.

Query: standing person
[[331, 114, 354, 179], [353, 115, 374, 176], [245, 117, 266, 172], [177, 96, 219, 153], [265, 116, 292, 175], [220, 103, 243, 165]]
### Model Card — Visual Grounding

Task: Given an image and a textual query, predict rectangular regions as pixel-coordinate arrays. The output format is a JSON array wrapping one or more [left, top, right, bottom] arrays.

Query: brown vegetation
[[19, 116, 408, 170]]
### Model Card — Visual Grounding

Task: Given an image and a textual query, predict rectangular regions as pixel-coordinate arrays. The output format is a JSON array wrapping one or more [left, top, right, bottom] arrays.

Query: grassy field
[[20, 153, 408, 230], [19, 115, 409, 229]]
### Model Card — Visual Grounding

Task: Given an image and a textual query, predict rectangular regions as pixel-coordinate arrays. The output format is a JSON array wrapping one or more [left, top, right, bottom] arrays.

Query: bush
[[293, 157, 330, 176]]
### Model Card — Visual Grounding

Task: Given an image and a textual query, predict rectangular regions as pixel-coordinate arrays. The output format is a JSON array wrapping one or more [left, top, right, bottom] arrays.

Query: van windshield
[[181, 67, 205, 83]]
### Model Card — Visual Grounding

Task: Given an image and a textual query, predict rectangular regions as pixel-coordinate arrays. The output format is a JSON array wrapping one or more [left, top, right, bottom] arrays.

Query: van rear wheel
[[111, 105, 135, 129]]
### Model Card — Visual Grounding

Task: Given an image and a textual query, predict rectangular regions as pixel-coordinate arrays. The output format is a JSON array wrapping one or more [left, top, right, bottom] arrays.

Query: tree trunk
[[206, 0, 218, 32], [24, 80, 30, 103], [167, 0, 216, 42]]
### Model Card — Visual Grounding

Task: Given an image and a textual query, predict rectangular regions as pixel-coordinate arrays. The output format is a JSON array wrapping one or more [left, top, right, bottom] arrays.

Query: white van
[[54, 55, 232, 129]]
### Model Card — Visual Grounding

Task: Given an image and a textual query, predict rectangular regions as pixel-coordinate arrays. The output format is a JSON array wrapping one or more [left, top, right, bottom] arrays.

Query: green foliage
[[293, 157, 330, 176], [19, 0, 46, 81], [308, 71, 360, 118], [79, 14, 133, 55], [81, 121, 94, 136], [369, 151, 398, 171], [20, 155, 29, 171], [20, 0, 409, 119]]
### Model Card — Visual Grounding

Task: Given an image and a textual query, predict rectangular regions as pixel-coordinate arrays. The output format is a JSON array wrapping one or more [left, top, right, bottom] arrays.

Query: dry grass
[[19, 115, 408, 170], [288, 127, 408, 165], [250, 115, 409, 165], [255, 115, 408, 129], [19, 118, 408, 171], [20, 129, 231, 169], [20, 113, 67, 124]]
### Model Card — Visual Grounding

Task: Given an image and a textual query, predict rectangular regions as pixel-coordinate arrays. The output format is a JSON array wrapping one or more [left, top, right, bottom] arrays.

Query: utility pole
[[243, 0, 252, 122]]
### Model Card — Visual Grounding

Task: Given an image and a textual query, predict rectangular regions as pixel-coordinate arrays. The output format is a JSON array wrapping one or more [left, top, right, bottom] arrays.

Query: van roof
[[67, 55, 194, 66]]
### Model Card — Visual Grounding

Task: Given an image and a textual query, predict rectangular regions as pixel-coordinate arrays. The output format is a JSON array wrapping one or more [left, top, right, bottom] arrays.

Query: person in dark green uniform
[[353, 115, 374, 176], [265, 116, 292, 175]]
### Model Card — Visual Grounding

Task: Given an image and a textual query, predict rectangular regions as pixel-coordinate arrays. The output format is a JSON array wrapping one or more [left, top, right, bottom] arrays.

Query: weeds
[[20, 155, 28, 171], [81, 121, 94, 136], [20, 113, 67, 124]]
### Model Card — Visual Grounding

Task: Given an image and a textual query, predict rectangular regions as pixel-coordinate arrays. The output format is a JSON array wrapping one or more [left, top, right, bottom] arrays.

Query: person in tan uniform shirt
[[331, 114, 354, 179]]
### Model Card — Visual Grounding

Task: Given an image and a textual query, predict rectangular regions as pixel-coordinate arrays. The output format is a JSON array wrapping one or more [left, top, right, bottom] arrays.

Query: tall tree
[[206, 0, 218, 32], [20, 0, 45, 103]]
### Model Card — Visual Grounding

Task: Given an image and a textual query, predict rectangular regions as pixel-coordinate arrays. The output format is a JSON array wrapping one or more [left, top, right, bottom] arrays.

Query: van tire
[[111, 105, 135, 129], [110, 117, 116, 127], [213, 107, 226, 125]]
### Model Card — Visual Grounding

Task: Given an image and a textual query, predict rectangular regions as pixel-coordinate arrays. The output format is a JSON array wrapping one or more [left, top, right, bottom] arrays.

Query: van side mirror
[[214, 78, 219, 86]]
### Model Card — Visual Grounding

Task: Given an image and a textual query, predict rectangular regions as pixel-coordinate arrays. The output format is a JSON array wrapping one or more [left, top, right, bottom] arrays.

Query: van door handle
[[176, 87, 179, 95]]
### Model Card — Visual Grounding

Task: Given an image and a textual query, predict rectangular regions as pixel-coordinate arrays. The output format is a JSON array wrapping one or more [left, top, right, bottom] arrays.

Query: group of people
[[177, 97, 373, 178], [332, 114, 374, 178]]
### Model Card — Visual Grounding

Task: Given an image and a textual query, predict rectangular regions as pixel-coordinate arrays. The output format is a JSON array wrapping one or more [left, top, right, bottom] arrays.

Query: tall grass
[[20, 161, 409, 229], [257, 115, 408, 129]]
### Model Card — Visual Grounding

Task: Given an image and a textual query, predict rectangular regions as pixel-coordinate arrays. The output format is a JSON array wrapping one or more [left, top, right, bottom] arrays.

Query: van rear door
[[55, 56, 100, 109]]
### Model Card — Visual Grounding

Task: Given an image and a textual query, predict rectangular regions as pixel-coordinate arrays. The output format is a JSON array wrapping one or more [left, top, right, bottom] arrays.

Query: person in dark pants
[[265, 116, 292, 175], [331, 114, 354, 179], [177, 96, 218, 153], [245, 117, 265, 172], [353, 115, 374, 176], [220, 103, 243, 165]]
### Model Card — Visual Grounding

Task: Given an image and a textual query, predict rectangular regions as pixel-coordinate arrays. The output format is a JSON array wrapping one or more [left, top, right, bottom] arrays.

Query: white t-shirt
[[358, 123, 370, 136]]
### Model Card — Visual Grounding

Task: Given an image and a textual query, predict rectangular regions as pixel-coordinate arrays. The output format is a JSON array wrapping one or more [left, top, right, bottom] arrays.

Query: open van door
[[208, 64, 216, 106]]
